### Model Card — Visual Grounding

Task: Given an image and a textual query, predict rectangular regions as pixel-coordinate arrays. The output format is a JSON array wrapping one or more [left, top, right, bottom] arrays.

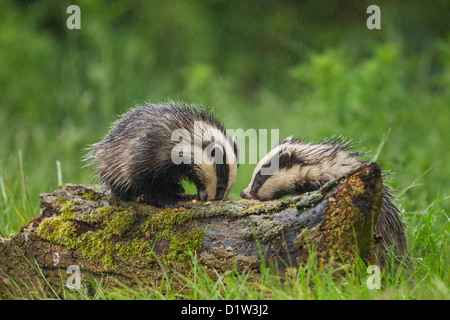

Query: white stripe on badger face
[[193, 121, 238, 200], [191, 141, 217, 200], [218, 133, 238, 200], [241, 142, 285, 199], [198, 160, 218, 201]]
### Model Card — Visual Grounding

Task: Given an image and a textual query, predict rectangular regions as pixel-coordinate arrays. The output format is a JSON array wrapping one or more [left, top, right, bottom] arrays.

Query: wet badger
[[87, 102, 238, 207], [241, 136, 407, 265]]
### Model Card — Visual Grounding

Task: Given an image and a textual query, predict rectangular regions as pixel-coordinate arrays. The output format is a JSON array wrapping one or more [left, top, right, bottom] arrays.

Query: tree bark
[[0, 162, 383, 298]]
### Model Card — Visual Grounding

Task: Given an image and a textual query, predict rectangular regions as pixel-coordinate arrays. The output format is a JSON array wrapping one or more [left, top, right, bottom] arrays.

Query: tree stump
[[0, 163, 383, 298]]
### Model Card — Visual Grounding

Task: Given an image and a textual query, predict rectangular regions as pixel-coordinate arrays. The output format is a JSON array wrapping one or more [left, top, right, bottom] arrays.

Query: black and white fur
[[241, 136, 407, 265], [86, 102, 238, 207]]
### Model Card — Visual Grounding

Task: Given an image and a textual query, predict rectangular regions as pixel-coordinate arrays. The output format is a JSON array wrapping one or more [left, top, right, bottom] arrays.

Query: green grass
[[0, 1, 449, 299]]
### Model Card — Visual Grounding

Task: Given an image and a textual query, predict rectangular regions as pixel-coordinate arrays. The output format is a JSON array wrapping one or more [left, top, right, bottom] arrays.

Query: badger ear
[[281, 136, 293, 144], [279, 151, 292, 168]]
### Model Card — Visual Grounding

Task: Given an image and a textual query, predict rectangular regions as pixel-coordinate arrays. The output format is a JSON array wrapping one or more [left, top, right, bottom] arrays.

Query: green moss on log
[[36, 200, 205, 271]]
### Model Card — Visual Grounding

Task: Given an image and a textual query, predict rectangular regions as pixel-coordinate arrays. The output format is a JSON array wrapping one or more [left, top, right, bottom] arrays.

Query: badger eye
[[254, 178, 263, 189]]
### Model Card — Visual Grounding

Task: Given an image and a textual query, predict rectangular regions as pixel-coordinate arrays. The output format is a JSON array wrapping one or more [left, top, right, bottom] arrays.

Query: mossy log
[[0, 163, 383, 298]]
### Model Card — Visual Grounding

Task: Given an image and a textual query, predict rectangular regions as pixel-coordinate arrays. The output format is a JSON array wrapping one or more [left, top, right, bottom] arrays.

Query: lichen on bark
[[36, 193, 206, 270]]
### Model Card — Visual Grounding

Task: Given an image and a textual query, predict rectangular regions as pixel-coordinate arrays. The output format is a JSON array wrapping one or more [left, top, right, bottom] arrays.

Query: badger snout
[[198, 190, 209, 201], [240, 188, 255, 199]]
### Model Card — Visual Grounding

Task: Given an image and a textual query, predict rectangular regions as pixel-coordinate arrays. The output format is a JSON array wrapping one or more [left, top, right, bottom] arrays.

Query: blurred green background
[[0, 0, 449, 236]]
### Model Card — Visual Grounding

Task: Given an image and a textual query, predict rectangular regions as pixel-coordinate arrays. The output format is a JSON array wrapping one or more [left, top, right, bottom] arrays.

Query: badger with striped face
[[86, 102, 238, 207], [240, 136, 363, 201], [241, 136, 407, 265]]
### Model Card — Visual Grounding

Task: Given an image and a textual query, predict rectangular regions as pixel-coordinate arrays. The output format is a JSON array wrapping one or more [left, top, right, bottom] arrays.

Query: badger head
[[240, 136, 363, 201], [191, 124, 239, 201]]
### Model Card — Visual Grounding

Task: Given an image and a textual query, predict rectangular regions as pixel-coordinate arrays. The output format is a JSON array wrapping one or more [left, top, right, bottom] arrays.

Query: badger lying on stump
[[240, 136, 407, 267]]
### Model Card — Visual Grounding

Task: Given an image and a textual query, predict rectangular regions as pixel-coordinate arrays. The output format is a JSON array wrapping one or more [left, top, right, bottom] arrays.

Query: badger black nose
[[240, 191, 246, 199]]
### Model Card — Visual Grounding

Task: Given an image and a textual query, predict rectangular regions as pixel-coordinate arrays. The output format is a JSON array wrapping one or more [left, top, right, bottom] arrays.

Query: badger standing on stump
[[241, 136, 407, 266], [86, 102, 238, 208]]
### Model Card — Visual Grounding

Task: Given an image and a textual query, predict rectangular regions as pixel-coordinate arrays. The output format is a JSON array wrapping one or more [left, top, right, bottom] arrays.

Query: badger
[[240, 136, 407, 265], [86, 102, 238, 207]]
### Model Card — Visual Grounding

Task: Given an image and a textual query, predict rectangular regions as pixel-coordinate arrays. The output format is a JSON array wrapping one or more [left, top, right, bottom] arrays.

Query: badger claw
[[136, 194, 148, 203]]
